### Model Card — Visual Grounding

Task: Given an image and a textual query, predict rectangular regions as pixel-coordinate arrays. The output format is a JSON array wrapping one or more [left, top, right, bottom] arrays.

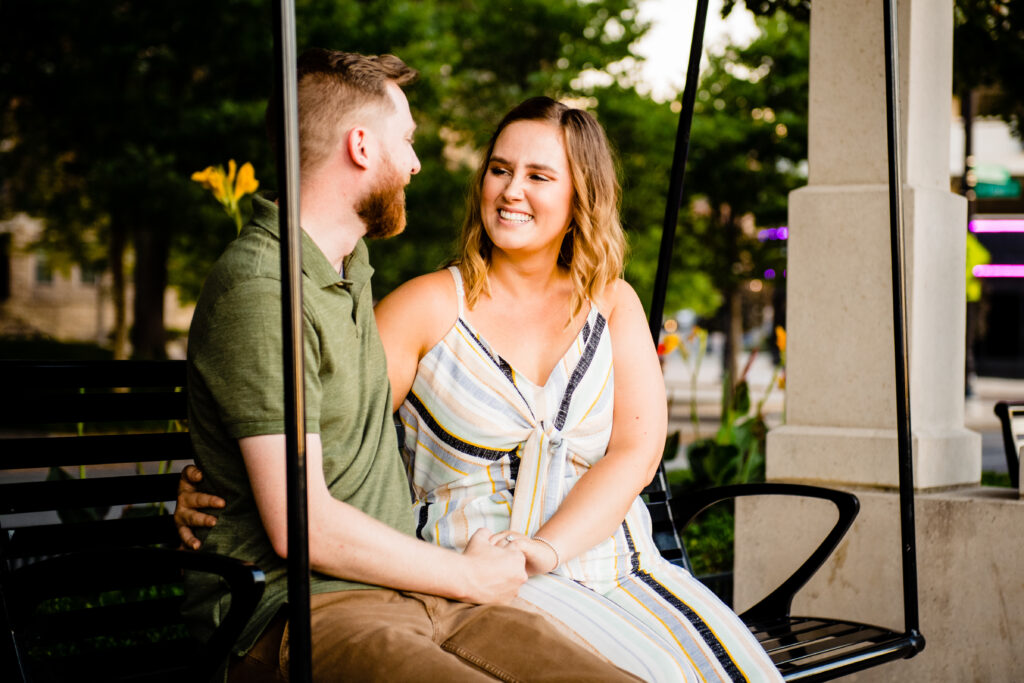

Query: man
[[181, 48, 637, 682]]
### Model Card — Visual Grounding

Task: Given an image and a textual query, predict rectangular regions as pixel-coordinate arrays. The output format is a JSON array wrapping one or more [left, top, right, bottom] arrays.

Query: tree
[[591, 85, 723, 318], [1, 0, 272, 357], [727, 0, 1024, 137], [682, 13, 809, 382], [0, 0, 652, 354]]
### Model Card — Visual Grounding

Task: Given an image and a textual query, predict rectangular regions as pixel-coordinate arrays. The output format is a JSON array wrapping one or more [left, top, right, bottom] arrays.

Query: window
[[35, 252, 54, 284]]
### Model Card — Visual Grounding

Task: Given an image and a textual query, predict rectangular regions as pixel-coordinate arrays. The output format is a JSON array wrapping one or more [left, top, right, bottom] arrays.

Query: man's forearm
[[242, 433, 525, 604]]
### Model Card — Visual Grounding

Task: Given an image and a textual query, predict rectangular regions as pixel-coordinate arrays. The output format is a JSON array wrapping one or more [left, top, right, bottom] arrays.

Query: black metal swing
[[638, 0, 926, 680], [265, 1, 928, 681]]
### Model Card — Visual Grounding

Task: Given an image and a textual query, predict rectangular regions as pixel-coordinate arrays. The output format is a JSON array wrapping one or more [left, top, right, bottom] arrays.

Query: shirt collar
[[248, 193, 375, 291]]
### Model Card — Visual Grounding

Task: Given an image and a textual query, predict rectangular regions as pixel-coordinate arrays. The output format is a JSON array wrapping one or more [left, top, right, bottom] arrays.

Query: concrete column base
[[767, 424, 981, 489], [735, 487, 1024, 681]]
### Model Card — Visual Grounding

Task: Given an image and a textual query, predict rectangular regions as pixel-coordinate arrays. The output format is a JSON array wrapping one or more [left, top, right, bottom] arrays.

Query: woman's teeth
[[499, 209, 532, 223]]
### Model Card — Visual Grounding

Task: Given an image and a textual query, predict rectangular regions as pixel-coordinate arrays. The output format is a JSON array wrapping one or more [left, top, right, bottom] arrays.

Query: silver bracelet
[[532, 535, 561, 571]]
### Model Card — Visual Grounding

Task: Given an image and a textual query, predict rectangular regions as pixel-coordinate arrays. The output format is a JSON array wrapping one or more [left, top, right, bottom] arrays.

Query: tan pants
[[229, 589, 640, 682]]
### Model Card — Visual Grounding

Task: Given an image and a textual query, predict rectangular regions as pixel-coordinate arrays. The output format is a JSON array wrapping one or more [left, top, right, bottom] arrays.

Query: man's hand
[[458, 528, 528, 604], [175, 464, 226, 550]]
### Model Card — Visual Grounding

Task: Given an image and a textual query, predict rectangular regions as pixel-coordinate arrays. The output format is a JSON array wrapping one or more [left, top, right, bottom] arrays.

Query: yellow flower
[[775, 326, 787, 354], [192, 160, 260, 233], [234, 162, 259, 198], [191, 165, 228, 201]]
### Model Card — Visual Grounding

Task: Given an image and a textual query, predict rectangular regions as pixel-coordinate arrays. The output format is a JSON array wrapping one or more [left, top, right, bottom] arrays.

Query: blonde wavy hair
[[456, 97, 626, 323]]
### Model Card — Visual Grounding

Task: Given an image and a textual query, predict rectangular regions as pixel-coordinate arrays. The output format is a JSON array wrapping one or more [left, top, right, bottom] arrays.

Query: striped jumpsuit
[[397, 267, 781, 682]]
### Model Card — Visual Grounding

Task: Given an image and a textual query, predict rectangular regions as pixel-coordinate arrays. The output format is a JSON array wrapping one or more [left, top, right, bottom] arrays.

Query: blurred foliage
[[0, 1, 816, 350], [953, 0, 1024, 136], [682, 505, 736, 576], [981, 470, 1012, 487], [665, 467, 737, 576], [685, 14, 807, 299], [728, 0, 1024, 138]]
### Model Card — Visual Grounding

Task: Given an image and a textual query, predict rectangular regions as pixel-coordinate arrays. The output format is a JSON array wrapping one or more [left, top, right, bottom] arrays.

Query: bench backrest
[[994, 400, 1024, 489], [1, 360, 189, 561], [0, 359, 215, 682]]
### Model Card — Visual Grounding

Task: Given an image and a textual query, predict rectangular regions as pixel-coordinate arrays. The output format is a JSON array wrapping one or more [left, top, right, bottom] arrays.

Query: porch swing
[[262, 1, 927, 681], [638, 0, 926, 680], [264, 1, 926, 681]]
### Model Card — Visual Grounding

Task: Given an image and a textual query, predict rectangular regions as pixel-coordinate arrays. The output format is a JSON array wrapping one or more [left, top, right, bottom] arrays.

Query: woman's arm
[[374, 269, 459, 412], [512, 279, 667, 575]]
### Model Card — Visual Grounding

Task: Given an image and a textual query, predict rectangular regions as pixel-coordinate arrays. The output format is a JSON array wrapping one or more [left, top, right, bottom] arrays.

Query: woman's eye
[[530, 174, 550, 182], [489, 167, 509, 176]]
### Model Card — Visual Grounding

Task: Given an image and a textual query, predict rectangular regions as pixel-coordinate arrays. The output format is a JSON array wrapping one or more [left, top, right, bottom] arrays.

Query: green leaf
[[732, 380, 750, 415]]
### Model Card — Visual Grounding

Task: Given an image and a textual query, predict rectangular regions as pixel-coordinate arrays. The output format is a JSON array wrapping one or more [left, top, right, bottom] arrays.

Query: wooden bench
[[0, 360, 265, 683], [993, 400, 1024, 489]]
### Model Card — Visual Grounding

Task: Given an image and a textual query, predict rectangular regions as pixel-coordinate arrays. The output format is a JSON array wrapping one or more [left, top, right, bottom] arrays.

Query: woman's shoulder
[[595, 278, 642, 322], [375, 269, 460, 349]]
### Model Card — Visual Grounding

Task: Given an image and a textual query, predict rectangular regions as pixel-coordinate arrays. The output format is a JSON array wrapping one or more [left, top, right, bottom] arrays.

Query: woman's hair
[[456, 97, 626, 322]]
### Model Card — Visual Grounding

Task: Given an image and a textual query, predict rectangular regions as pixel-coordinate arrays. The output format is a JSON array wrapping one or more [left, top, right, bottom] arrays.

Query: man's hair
[[456, 97, 626, 324], [266, 49, 417, 174]]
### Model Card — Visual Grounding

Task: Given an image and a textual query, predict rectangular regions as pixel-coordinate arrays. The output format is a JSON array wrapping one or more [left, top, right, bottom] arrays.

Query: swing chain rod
[[882, 0, 923, 645], [647, 0, 711, 345], [272, 1, 314, 680]]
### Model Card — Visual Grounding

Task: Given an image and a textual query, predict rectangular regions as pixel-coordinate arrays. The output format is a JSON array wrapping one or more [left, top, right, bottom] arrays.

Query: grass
[[982, 471, 1012, 487]]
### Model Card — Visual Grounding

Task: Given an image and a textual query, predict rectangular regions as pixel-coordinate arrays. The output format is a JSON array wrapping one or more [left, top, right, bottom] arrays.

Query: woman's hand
[[175, 464, 225, 550], [490, 530, 558, 577]]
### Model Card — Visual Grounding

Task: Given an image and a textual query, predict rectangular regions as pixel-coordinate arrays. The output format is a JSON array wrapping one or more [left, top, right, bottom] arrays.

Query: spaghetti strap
[[447, 265, 466, 317]]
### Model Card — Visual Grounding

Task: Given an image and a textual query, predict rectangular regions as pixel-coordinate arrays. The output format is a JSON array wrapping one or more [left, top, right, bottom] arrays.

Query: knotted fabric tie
[[509, 423, 570, 536]]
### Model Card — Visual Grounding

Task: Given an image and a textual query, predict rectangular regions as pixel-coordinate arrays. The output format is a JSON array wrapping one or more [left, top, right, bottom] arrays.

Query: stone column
[[766, 0, 980, 488]]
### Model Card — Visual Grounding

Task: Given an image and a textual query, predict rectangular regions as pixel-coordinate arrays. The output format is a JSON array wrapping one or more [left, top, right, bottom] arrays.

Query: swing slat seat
[[642, 476, 923, 681]]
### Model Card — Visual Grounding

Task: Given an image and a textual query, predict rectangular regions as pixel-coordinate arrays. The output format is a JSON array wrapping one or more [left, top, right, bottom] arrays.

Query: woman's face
[[481, 119, 574, 262]]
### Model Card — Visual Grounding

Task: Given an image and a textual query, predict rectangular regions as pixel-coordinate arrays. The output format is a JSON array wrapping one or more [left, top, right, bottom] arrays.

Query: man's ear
[[346, 127, 371, 170]]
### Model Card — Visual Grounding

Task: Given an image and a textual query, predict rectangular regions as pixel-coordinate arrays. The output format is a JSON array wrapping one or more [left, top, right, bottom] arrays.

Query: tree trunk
[[720, 209, 741, 388], [130, 226, 169, 360], [109, 217, 129, 360]]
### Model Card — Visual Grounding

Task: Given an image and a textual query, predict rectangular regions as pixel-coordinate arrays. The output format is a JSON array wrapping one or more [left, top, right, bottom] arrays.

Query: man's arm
[[242, 433, 527, 604]]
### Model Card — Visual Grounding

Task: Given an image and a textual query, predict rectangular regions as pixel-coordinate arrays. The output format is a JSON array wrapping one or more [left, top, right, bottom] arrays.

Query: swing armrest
[[671, 482, 859, 623]]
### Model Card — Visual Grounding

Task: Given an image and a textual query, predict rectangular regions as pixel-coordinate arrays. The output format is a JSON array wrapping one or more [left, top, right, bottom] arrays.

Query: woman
[[180, 97, 781, 682]]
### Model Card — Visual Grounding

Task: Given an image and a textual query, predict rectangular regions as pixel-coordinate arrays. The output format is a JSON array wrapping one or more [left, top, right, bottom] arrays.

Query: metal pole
[[647, 0, 711, 344], [882, 0, 922, 643], [271, 1, 313, 680]]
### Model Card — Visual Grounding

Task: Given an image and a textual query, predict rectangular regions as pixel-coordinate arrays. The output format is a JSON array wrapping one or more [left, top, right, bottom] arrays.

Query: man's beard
[[356, 158, 407, 240]]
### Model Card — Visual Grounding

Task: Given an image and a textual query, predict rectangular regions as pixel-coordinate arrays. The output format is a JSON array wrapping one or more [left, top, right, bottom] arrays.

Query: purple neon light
[[969, 219, 1024, 233], [973, 264, 1024, 278], [765, 268, 776, 279], [757, 226, 789, 241]]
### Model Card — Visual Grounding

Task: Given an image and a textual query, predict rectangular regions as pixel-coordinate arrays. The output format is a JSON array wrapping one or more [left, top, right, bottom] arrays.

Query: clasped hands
[[175, 465, 558, 576]]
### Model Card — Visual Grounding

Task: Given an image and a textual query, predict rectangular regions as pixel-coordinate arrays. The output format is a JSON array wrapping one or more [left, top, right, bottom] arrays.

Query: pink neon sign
[[969, 219, 1024, 233], [972, 264, 1024, 278]]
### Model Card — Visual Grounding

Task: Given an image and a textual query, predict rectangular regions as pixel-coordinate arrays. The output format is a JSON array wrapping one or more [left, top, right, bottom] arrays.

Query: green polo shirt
[[183, 194, 415, 655]]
